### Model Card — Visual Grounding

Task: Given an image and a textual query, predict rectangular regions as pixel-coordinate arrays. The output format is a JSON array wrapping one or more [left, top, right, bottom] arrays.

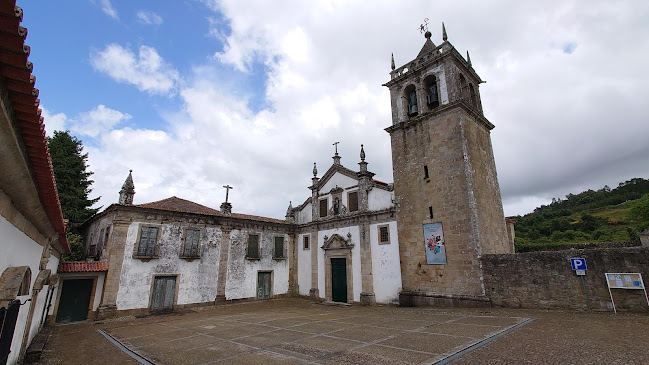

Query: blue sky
[[18, 0, 649, 219]]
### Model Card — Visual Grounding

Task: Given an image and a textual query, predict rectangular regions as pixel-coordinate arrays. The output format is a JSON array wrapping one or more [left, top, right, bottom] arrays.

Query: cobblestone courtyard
[[40, 299, 649, 364]]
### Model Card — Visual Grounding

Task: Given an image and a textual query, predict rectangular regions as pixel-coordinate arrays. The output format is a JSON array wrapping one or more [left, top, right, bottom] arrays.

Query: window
[[247, 234, 260, 259], [319, 199, 328, 218], [425, 76, 439, 109], [137, 226, 159, 256], [182, 229, 200, 258], [429, 206, 434, 219], [378, 225, 390, 244], [469, 83, 477, 108], [424, 165, 429, 179], [273, 237, 285, 259], [303, 235, 310, 250], [408, 90, 418, 116], [348, 191, 359, 212]]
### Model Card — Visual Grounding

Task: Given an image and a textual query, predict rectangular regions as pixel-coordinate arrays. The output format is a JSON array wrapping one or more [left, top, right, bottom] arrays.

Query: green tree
[[48, 131, 100, 236], [61, 233, 85, 261]]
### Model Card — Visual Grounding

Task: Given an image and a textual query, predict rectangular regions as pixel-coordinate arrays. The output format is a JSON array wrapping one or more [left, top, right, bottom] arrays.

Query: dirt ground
[[38, 298, 649, 364]]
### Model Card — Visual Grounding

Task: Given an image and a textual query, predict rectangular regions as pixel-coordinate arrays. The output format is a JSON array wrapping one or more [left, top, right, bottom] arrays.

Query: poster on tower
[[423, 222, 446, 264]]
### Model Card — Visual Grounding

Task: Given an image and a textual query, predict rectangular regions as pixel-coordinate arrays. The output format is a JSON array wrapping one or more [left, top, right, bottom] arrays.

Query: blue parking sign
[[570, 258, 587, 271]]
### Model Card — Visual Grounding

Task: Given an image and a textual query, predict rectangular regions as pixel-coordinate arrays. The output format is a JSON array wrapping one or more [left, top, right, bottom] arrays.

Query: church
[[51, 24, 512, 321]]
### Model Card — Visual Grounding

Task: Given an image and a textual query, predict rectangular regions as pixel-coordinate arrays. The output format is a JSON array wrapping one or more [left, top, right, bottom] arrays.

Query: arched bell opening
[[423, 75, 440, 110]]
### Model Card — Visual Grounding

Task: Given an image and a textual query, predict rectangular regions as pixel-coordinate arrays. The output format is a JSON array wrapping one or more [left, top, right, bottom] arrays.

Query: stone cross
[[223, 185, 233, 203], [333, 141, 340, 154]]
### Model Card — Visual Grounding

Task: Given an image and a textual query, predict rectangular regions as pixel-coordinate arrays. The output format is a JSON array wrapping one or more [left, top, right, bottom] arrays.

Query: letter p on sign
[[570, 258, 587, 271]]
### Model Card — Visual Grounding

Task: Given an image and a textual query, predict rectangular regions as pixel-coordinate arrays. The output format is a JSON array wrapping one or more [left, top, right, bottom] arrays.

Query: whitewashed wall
[[0, 215, 47, 365], [368, 188, 394, 211], [370, 221, 401, 303], [317, 226, 361, 301], [320, 173, 357, 194], [116, 222, 221, 310], [297, 233, 312, 296], [225, 229, 289, 300], [297, 202, 312, 224]]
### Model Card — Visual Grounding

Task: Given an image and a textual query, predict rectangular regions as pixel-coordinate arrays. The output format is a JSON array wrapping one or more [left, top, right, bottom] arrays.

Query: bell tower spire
[[118, 170, 135, 205]]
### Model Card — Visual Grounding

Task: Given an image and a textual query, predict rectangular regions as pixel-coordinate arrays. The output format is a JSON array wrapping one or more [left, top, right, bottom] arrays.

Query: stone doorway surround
[[322, 233, 354, 303]]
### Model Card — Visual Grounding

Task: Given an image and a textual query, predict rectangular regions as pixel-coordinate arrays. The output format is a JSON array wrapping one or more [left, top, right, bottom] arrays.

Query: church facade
[[53, 25, 510, 320]]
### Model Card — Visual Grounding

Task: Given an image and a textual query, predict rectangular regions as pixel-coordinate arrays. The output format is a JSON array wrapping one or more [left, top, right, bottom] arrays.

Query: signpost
[[605, 273, 649, 313], [570, 258, 590, 311]]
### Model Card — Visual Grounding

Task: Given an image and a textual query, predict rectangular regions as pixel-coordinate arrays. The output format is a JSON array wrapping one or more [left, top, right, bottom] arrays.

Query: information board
[[605, 273, 644, 289]]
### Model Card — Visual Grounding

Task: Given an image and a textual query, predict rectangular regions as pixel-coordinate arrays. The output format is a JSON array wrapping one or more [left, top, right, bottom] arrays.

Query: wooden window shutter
[[348, 191, 359, 212], [248, 234, 259, 258], [274, 237, 284, 258], [319, 199, 328, 217]]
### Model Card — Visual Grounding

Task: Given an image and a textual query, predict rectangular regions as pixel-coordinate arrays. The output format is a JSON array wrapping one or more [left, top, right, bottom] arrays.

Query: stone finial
[[220, 202, 232, 216], [442, 22, 448, 41], [313, 162, 318, 177], [467, 51, 472, 66], [118, 170, 135, 205], [391, 53, 395, 70], [285, 201, 295, 222], [360, 144, 365, 162]]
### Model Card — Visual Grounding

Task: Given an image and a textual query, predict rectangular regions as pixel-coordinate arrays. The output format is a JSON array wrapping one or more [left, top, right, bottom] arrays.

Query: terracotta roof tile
[[0, 3, 68, 252], [136, 196, 288, 225], [59, 260, 107, 273]]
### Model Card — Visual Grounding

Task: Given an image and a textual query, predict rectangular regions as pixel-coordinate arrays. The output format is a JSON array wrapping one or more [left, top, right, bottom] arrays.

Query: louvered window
[[247, 234, 260, 258], [183, 229, 200, 257], [137, 226, 159, 256], [348, 191, 359, 212]]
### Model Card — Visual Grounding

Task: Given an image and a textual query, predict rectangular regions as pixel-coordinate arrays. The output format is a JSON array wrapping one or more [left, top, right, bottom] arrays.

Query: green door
[[331, 258, 347, 303], [56, 279, 93, 323], [151, 276, 176, 311], [257, 272, 271, 299]]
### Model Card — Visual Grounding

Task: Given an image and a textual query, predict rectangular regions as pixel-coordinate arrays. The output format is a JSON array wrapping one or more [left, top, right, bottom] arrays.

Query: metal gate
[[331, 258, 347, 303], [151, 276, 176, 311], [257, 272, 271, 299], [0, 300, 21, 365]]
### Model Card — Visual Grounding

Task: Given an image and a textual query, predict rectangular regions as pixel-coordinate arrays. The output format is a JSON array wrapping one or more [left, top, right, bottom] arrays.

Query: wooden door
[[151, 276, 176, 311], [0, 300, 20, 365], [257, 272, 271, 299], [55, 279, 93, 323], [331, 258, 347, 303]]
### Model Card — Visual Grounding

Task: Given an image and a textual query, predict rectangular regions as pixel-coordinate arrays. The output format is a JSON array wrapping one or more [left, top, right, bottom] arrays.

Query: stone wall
[[482, 247, 649, 312]]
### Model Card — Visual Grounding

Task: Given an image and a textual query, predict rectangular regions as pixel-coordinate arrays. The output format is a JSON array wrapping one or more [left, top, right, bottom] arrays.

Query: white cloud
[[90, 44, 180, 95], [137, 10, 163, 25], [71, 105, 132, 137], [78, 0, 649, 221], [41, 108, 68, 136], [99, 0, 118, 19]]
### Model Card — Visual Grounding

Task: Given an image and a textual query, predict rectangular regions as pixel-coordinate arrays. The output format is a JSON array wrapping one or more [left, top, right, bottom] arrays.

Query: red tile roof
[[136, 196, 288, 224], [59, 260, 108, 273], [0, 2, 68, 252]]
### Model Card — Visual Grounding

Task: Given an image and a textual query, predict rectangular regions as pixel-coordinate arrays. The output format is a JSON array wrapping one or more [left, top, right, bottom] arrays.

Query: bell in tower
[[384, 22, 510, 307]]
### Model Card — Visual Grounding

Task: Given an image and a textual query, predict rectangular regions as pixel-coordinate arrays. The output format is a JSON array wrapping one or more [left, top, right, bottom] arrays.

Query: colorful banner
[[423, 222, 446, 264]]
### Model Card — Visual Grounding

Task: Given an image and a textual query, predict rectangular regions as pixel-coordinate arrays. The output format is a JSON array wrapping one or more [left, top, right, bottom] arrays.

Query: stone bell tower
[[384, 23, 510, 306]]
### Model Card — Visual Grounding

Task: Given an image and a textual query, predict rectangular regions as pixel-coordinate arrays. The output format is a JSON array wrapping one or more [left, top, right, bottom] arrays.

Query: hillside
[[512, 178, 649, 251]]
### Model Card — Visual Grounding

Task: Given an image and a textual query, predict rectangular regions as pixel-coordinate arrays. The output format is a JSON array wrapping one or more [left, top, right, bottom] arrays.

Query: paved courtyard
[[39, 298, 649, 364]]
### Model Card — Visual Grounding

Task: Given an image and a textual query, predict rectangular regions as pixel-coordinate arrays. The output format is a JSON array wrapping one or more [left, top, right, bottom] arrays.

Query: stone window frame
[[303, 234, 310, 250], [319, 198, 328, 218], [273, 236, 286, 260], [378, 224, 391, 245], [133, 224, 162, 260], [179, 227, 202, 260], [246, 233, 261, 260], [348, 190, 359, 212]]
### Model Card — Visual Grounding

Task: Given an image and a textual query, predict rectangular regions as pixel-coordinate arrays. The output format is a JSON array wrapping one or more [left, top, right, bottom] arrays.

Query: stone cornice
[[384, 101, 494, 134]]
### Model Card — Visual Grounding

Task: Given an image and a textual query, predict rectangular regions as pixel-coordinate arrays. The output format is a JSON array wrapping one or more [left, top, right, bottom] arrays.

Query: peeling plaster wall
[[317, 226, 361, 301], [368, 189, 394, 211], [225, 229, 289, 300], [297, 233, 312, 296], [370, 221, 401, 303], [116, 222, 221, 310], [297, 202, 312, 224]]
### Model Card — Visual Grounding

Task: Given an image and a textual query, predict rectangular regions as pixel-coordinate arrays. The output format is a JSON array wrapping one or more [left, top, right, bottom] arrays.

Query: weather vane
[[419, 18, 429, 34]]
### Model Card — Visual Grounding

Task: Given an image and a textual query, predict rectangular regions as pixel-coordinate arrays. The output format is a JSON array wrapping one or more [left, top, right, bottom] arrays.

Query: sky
[[19, 0, 649, 220]]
